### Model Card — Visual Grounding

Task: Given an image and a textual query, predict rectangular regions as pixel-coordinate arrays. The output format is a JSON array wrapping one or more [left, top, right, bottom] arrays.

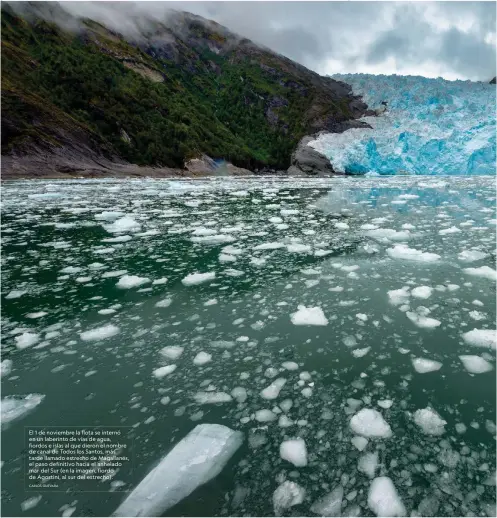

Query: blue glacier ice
[[309, 74, 496, 175]]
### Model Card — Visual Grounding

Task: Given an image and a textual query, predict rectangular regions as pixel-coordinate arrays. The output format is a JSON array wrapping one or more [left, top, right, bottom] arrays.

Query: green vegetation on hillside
[[1, 7, 356, 169]]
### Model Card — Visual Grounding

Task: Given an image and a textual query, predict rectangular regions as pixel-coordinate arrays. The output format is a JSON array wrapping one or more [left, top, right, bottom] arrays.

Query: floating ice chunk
[[191, 234, 235, 245], [411, 286, 433, 299], [406, 311, 441, 329], [26, 311, 48, 319], [112, 423, 243, 517], [80, 324, 119, 342], [334, 222, 349, 230], [279, 438, 307, 467], [5, 290, 26, 299], [261, 378, 286, 400], [116, 275, 150, 289], [273, 481, 305, 514], [356, 313, 368, 321], [310, 486, 343, 517], [377, 399, 393, 409], [463, 266, 497, 281], [358, 451, 379, 478], [412, 358, 442, 373], [458, 250, 489, 262], [343, 336, 357, 347], [152, 365, 177, 379], [352, 347, 371, 358], [193, 392, 232, 404], [253, 242, 284, 251], [219, 254, 237, 263], [366, 229, 410, 242], [21, 495, 42, 511], [387, 244, 440, 262], [439, 226, 461, 235], [278, 415, 293, 428], [182, 272, 216, 286], [462, 329, 496, 350], [1, 394, 45, 428], [15, 332, 39, 349], [152, 277, 168, 285], [459, 355, 494, 374], [160, 345, 184, 360], [193, 352, 212, 366], [286, 243, 311, 253], [280, 209, 299, 216], [231, 387, 247, 403], [368, 477, 406, 517], [1, 359, 12, 378], [282, 361, 299, 371], [413, 407, 446, 435], [291, 306, 328, 326], [155, 298, 172, 308], [102, 235, 132, 243], [95, 211, 124, 221], [102, 270, 128, 278], [351, 436, 368, 451], [104, 216, 141, 234], [350, 409, 392, 438], [255, 409, 277, 422], [387, 287, 410, 306]]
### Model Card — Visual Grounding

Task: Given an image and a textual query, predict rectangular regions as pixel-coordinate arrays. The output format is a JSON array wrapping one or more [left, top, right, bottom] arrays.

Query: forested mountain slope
[[1, 2, 371, 176]]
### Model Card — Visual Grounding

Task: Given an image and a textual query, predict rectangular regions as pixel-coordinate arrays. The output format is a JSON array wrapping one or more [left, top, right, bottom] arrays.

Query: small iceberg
[[113, 423, 243, 517]]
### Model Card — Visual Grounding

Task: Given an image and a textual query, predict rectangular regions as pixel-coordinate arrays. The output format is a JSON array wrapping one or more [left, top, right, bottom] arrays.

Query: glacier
[[309, 74, 496, 175]]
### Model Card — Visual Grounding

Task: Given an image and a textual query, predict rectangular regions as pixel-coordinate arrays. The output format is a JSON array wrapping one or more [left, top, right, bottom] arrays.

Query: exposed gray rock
[[288, 119, 373, 176], [490, 77, 496, 84]]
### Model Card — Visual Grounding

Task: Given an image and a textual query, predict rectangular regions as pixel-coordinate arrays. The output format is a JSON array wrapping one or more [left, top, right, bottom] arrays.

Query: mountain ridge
[[1, 2, 372, 178]]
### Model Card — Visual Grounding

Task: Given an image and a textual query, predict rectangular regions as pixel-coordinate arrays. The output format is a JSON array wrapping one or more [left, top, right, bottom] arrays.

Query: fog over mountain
[[52, 1, 497, 81]]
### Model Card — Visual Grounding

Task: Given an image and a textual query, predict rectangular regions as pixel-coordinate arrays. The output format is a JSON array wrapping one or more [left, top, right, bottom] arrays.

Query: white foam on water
[[412, 357, 442, 373], [182, 272, 216, 286], [80, 324, 119, 342], [350, 409, 392, 438], [459, 355, 494, 374], [291, 306, 328, 326]]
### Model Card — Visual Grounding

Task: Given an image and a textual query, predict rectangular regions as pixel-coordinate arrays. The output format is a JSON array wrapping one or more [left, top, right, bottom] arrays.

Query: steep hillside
[[1, 3, 371, 177]]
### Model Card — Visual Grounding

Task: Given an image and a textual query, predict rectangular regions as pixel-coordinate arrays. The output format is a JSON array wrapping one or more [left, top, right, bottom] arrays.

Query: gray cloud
[[31, 1, 497, 81]]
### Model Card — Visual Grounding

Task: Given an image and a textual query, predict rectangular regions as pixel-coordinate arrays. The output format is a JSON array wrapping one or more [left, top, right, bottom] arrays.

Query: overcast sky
[[62, 1, 496, 81]]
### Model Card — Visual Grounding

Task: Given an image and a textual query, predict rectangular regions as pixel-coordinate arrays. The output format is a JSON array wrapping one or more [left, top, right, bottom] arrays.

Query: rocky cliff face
[[1, 2, 371, 178]]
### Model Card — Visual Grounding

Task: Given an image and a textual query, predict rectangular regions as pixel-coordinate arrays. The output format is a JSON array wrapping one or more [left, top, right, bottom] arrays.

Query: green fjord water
[[1, 176, 495, 517]]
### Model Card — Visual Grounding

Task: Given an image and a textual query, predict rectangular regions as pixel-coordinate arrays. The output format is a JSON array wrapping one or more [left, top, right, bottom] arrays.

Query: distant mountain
[[1, 2, 371, 177]]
